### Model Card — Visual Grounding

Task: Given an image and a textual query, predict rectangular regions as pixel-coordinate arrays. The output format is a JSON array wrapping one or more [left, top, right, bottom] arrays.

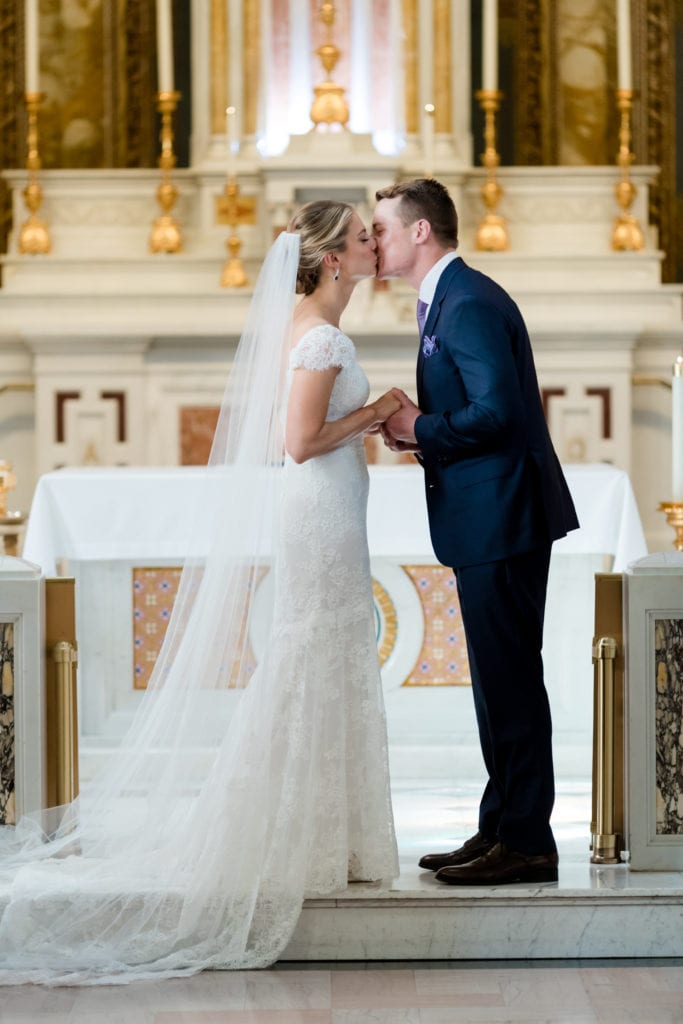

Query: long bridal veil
[[0, 233, 317, 984]]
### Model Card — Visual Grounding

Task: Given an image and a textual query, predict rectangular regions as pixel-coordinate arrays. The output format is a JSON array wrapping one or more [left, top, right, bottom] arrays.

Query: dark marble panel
[[654, 618, 683, 835], [0, 621, 15, 826]]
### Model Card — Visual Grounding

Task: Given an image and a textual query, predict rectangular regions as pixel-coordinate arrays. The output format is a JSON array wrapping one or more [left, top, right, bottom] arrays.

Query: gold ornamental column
[[210, 0, 260, 143], [242, 0, 260, 141], [403, 0, 460, 170], [432, 0, 452, 136], [402, 0, 419, 137], [417, 0, 434, 168]]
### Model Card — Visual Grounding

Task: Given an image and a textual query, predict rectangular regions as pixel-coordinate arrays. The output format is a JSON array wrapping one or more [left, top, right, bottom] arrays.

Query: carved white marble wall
[[0, 165, 682, 553]]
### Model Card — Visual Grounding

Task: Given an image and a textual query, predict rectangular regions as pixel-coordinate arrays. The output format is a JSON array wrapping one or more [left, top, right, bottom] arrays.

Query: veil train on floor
[[0, 233, 326, 984]]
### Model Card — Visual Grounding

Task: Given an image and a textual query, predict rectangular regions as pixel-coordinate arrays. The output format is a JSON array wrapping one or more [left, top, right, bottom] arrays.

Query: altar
[[23, 461, 646, 788]]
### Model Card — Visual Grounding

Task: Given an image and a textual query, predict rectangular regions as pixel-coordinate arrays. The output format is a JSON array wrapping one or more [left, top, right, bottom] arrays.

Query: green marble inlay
[[0, 621, 15, 826], [654, 618, 683, 835]]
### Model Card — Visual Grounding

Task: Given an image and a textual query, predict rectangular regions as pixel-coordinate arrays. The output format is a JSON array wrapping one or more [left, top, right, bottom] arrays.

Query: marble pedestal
[[625, 553, 683, 871], [0, 556, 45, 824]]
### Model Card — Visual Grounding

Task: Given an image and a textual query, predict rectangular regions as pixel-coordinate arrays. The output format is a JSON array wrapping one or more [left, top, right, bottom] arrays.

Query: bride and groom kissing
[[0, 178, 578, 984]]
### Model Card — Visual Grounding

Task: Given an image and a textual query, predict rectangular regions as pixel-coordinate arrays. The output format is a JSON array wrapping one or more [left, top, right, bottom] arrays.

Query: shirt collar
[[418, 251, 460, 308]]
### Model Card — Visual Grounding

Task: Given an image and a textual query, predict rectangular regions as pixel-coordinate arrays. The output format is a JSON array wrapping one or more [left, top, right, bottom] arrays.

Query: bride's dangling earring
[[333, 268, 339, 281]]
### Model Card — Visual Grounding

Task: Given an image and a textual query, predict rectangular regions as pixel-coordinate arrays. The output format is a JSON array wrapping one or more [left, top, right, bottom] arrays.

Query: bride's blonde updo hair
[[287, 200, 355, 295]]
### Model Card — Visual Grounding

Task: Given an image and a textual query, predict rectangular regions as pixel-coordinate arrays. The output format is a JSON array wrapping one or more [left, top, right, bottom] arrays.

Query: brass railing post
[[52, 640, 79, 806], [591, 635, 620, 863]]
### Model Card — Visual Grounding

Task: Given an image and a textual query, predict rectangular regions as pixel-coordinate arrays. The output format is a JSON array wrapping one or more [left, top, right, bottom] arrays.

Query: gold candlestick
[[475, 90, 508, 252], [149, 90, 182, 254], [658, 502, 683, 552], [216, 179, 256, 288], [0, 461, 27, 557], [611, 89, 644, 252], [19, 92, 51, 255]]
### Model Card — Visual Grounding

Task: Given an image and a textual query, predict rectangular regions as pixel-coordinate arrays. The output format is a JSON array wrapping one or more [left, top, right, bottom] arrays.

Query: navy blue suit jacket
[[413, 258, 579, 569]]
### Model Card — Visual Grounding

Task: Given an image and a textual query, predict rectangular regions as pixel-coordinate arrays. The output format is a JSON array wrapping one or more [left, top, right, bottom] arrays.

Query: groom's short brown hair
[[375, 178, 458, 249]]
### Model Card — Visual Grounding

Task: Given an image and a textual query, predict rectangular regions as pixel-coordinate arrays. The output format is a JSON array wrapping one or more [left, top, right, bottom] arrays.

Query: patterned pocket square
[[422, 334, 440, 358]]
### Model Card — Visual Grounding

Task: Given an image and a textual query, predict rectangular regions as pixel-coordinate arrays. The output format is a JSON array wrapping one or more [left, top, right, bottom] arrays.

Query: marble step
[[284, 865, 683, 961], [284, 781, 683, 962]]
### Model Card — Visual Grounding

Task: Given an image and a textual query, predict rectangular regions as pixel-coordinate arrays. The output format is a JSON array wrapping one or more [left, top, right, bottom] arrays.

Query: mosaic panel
[[654, 617, 683, 835], [133, 564, 471, 689], [402, 565, 471, 686], [373, 578, 397, 666], [133, 568, 183, 689], [133, 569, 401, 690], [0, 622, 15, 826], [132, 566, 265, 690]]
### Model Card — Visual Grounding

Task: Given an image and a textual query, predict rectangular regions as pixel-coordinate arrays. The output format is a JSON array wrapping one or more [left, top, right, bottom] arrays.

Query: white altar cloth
[[25, 463, 646, 574], [22, 463, 647, 759]]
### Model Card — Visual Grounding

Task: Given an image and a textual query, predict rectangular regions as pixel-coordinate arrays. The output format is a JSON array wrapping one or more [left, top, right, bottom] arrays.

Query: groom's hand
[[384, 389, 421, 444], [379, 424, 420, 453], [380, 428, 422, 454]]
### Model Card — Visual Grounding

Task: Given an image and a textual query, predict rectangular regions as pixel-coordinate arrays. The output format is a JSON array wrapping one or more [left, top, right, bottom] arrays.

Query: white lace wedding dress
[[280, 325, 399, 893], [0, 323, 398, 985]]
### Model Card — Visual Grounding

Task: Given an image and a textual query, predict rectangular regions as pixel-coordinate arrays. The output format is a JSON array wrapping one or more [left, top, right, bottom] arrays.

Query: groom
[[373, 179, 579, 886]]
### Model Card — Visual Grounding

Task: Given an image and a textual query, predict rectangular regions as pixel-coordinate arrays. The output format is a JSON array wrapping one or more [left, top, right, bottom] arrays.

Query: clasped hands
[[371, 388, 422, 454]]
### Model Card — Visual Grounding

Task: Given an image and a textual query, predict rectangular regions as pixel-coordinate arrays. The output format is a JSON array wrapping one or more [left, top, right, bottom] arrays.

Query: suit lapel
[[417, 257, 464, 400]]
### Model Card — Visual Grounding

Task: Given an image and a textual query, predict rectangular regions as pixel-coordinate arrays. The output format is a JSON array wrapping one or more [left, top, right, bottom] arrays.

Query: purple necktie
[[416, 298, 428, 338]]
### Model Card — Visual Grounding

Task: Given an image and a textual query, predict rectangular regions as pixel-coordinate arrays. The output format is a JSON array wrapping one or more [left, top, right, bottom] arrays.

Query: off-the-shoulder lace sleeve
[[289, 324, 355, 371]]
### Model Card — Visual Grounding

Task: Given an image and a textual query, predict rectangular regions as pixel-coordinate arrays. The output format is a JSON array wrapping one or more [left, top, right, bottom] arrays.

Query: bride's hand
[[370, 390, 403, 424]]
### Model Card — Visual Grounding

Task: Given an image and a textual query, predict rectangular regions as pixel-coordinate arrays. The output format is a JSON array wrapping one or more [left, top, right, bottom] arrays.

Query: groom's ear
[[413, 219, 432, 245]]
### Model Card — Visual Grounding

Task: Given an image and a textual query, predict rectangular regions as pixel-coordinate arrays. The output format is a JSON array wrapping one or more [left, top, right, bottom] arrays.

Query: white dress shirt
[[417, 251, 461, 319]]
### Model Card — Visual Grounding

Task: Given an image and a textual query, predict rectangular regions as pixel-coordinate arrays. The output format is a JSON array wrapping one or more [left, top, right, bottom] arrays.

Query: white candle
[[226, 106, 237, 178], [616, 0, 632, 91], [423, 103, 435, 178], [156, 0, 174, 93], [482, 0, 498, 92], [673, 356, 683, 501], [24, 0, 39, 93]]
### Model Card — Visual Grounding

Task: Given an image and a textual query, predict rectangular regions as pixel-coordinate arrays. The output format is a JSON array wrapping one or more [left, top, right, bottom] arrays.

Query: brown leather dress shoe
[[434, 842, 558, 886], [418, 831, 497, 871]]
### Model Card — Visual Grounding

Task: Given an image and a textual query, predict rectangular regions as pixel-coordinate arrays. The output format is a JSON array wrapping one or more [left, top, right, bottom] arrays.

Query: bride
[[0, 200, 400, 985]]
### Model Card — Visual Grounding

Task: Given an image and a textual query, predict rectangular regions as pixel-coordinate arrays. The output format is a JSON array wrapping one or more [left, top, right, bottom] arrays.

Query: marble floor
[[1, 961, 683, 1022]]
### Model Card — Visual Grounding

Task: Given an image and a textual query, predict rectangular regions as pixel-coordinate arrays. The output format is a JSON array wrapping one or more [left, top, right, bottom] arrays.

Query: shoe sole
[[436, 867, 558, 886]]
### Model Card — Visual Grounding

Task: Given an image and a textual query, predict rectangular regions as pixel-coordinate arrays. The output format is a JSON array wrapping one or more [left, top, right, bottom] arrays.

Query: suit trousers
[[454, 543, 556, 854]]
